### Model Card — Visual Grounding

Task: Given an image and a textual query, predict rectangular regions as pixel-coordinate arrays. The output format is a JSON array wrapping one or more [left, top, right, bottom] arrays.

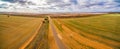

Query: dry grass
[[53, 14, 120, 49], [0, 15, 43, 49], [54, 20, 112, 49]]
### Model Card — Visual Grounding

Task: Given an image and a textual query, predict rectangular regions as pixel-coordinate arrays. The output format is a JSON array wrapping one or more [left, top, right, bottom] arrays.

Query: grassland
[[53, 14, 120, 49], [0, 15, 43, 49]]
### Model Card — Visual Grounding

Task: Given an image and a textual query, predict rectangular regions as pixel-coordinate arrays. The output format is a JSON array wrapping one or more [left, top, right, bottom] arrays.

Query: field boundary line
[[19, 20, 43, 49]]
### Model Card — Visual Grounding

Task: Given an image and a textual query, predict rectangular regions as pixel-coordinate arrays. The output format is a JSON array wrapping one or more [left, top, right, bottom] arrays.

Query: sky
[[0, 0, 120, 13]]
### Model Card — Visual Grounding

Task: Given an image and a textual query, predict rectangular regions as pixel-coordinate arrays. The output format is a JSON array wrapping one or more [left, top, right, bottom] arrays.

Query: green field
[[0, 15, 43, 49], [53, 14, 120, 49]]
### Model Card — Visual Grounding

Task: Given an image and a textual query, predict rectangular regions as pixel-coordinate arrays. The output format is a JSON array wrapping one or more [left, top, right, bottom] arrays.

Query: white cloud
[[0, 0, 120, 13]]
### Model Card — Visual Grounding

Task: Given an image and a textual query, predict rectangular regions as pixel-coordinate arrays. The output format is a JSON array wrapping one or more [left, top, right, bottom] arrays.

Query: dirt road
[[49, 16, 67, 49]]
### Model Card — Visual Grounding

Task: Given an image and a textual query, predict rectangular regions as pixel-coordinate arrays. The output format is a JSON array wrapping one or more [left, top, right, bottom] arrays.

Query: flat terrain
[[53, 14, 120, 49], [0, 15, 43, 49], [49, 16, 68, 49], [25, 19, 49, 49], [0, 14, 120, 49]]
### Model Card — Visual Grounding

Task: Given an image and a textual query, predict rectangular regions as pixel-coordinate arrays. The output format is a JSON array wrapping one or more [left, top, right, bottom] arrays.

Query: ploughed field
[[53, 14, 120, 49]]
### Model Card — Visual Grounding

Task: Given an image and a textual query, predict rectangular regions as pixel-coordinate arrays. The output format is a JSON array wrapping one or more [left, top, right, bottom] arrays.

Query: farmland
[[0, 15, 44, 49], [53, 14, 120, 49], [0, 13, 120, 49]]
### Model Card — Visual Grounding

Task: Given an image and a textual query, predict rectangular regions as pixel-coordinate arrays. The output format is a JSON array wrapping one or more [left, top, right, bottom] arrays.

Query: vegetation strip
[[25, 19, 49, 49], [19, 21, 42, 49]]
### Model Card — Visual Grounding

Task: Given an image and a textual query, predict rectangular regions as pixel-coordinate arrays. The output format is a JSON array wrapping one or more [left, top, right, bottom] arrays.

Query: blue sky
[[0, 0, 120, 13]]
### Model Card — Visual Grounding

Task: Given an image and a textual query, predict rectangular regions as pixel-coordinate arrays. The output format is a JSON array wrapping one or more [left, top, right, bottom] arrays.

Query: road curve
[[49, 16, 67, 49]]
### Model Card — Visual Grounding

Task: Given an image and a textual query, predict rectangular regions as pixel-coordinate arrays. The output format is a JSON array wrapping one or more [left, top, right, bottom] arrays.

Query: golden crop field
[[53, 14, 120, 49], [0, 15, 44, 49], [0, 14, 120, 49]]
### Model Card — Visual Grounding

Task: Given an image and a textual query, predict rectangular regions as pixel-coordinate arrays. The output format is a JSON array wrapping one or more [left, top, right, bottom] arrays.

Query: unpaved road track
[[49, 16, 67, 49], [24, 21, 49, 49]]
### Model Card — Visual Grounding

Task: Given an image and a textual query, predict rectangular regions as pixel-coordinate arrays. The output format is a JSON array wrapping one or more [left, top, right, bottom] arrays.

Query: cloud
[[0, 0, 120, 13]]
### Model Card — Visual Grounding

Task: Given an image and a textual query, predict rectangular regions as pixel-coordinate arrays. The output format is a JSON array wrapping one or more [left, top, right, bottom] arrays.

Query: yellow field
[[0, 14, 120, 49], [0, 15, 43, 49], [53, 14, 120, 49]]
